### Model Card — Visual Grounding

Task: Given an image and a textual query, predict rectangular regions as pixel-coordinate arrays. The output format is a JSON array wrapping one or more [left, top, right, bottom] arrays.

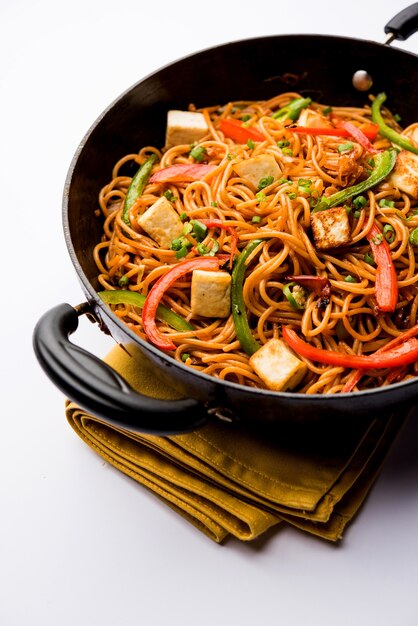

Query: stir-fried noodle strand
[[93, 92, 418, 393]]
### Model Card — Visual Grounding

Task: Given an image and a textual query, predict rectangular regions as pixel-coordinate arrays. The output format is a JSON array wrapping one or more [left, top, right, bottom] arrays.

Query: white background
[[2, 1, 418, 624]]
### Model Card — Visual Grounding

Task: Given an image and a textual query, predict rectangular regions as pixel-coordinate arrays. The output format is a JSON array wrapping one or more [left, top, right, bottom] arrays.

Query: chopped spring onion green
[[298, 178, 312, 189], [176, 244, 192, 259], [372, 233, 384, 245], [298, 178, 314, 201], [209, 241, 220, 256], [251, 215, 262, 223], [191, 219, 208, 240], [383, 224, 395, 242], [118, 275, 130, 287], [255, 191, 267, 202], [258, 176, 274, 189], [189, 145, 207, 162], [197, 240, 219, 256], [338, 142, 354, 153], [170, 238, 183, 251], [164, 189, 178, 202], [379, 198, 395, 208], [171, 236, 193, 256], [196, 242, 208, 255], [353, 195, 368, 209], [409, 227, 418, 246], [182, 222, 193, 235]]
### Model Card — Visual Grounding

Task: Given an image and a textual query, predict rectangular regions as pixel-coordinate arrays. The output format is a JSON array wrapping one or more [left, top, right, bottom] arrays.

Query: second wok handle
[[385, 3, 418, 41], [33, 303, 210, 435]]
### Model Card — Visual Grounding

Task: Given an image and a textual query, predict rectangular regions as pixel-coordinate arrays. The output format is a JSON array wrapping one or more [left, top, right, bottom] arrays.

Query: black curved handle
[[33, 303, 209, 435], [385, 3, 418, 41]]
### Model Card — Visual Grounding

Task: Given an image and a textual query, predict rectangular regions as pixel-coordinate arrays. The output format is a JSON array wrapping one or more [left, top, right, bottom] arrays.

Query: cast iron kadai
[[33, 4, 418, 434]]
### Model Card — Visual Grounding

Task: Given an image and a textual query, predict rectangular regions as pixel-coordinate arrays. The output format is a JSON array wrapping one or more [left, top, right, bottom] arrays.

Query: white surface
[[1, 1, 418, 624]]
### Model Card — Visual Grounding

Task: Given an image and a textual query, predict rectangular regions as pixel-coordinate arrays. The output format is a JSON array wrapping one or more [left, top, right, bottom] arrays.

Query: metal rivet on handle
[[207, 406, 237, 423], [352, 70, 373, 91]]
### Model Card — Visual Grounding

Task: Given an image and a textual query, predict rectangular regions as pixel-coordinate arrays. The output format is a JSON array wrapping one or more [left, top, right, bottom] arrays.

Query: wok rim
[[62, 31, 418, 407]]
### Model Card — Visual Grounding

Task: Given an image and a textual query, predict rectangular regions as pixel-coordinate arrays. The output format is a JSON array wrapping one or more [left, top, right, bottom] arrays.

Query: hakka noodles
[[93, 91, 418, 394]]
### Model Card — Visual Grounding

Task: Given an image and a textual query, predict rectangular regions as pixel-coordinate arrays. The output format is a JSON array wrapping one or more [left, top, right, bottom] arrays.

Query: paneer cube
[[390, 149, 418, 199], [232, 154, 280, 189], [249, 338, 307, 392], [137, 196, 183, 249], [165, 110, 209, 148], [297, 109, 334, 129], [310, 206, 351, 251], [191, 270, 231, 318]]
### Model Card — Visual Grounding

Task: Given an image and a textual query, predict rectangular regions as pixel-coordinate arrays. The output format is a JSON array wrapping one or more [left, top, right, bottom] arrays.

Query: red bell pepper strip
[[332, 119, 379, 154], [198, 219, 238, 268], [341, 322, 418, 392], [366, 223, 398, 313], [385, 365, 409, 384], [291, 123, 379, 140], [142, 257, 221, 351], [219, 118, 265, 143], [282, 325, 418, 370], [149, 163, 216, 183]]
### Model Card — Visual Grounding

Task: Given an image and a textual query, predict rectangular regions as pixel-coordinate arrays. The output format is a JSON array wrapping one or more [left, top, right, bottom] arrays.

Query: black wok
[[33, 4, 418, 434]]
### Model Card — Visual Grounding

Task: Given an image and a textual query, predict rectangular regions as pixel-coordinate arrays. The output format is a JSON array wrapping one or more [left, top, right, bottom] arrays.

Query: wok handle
[[385, 3, 418, 41], [33, 303, 209, 434]]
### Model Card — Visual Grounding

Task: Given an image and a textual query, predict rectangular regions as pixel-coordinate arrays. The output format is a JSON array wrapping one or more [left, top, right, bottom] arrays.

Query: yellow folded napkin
[[66, 344, 406, 544]]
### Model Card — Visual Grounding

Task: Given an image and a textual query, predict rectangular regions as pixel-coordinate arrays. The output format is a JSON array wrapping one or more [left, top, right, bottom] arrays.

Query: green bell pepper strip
[[312, 149, 397, 213], [231, 239, 264, 356], [272, 97, 312, 122], [98, 289, 194, 332], [371, 92, 418, 155], [122, 154, 158, 225]]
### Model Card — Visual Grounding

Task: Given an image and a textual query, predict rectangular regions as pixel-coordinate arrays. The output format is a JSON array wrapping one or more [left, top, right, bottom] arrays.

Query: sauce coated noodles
[[93, 92, 418, 394]]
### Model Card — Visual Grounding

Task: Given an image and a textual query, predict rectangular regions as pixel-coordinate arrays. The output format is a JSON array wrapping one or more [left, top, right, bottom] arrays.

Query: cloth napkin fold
[[65, 344, 406, 544]]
